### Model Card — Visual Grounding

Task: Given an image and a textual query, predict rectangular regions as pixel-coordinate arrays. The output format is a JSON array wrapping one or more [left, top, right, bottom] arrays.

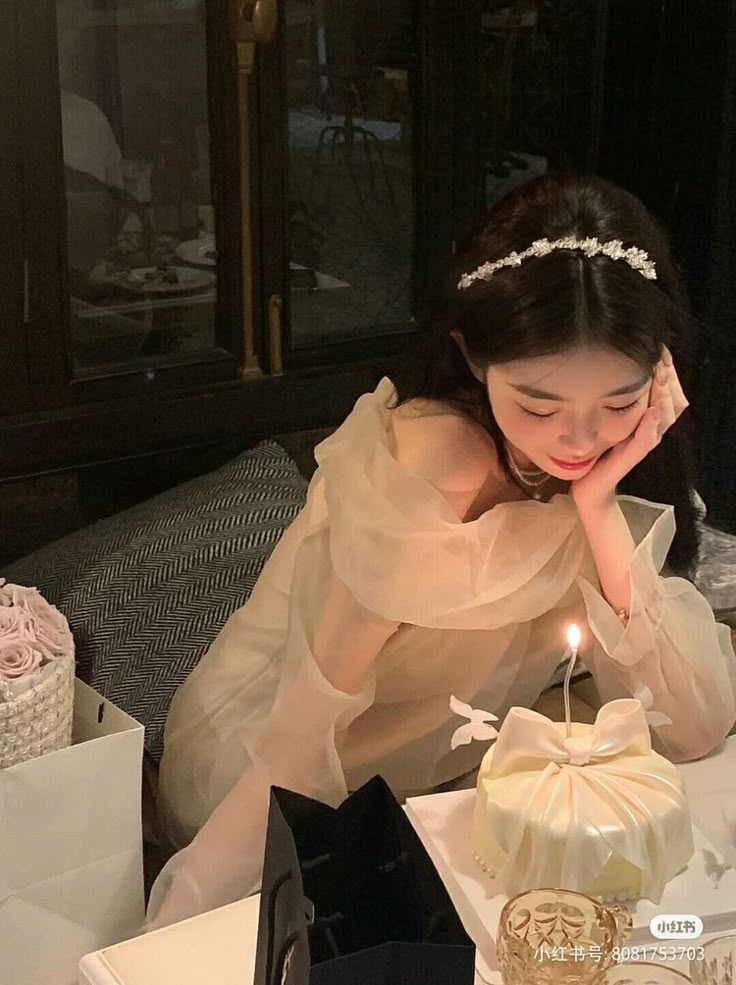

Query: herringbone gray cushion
[[3, 441, 308, 761]]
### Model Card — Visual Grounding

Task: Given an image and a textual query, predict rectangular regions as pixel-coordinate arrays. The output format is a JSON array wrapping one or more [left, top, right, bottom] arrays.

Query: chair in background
[[307, 0, 412, 211]]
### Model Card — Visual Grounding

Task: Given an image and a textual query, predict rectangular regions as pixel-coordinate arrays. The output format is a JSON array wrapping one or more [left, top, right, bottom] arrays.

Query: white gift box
[[78, 896, 261, 985], [1, 679, 145, 985]]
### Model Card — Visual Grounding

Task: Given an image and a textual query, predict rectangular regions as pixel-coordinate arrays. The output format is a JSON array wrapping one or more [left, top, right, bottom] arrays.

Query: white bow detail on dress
[[449, 695, 499, 750], [632, 683, 673, 728]]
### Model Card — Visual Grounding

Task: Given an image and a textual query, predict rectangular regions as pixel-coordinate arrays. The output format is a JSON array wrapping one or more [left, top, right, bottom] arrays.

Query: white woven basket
[[0, 652, 75, 768]]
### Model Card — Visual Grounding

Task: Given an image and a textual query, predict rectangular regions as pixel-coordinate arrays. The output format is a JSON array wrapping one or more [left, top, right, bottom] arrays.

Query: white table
[[76, 897, 732, 985], [79, 738, 736, 984]]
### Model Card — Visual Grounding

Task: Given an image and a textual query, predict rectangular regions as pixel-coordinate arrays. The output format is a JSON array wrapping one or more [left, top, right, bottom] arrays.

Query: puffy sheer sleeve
[[577, 496, 736, 762]]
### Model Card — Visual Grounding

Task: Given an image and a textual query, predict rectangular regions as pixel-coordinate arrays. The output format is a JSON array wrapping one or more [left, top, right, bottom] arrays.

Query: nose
[[558, 418, 598, 455]]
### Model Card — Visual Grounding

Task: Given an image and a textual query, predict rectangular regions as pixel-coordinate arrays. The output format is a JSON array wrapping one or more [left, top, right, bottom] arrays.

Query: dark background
[[1, 0, 734, 563]]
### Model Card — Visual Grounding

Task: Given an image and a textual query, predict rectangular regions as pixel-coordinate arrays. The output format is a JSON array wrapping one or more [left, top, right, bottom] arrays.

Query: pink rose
[[2, 583, 44, 610], [0, 606, 31, 646], [4, 585, 71, 658], [0, 578, 14, 607], [0, 641, 43, 680]]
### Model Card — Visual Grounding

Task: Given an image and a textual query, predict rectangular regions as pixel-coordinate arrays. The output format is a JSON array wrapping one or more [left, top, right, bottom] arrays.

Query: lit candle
[[563, 624, 582, 739]]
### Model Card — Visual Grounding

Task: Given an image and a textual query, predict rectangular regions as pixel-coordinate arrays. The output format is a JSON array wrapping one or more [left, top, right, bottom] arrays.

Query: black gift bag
[[253, 775, 476, 985]]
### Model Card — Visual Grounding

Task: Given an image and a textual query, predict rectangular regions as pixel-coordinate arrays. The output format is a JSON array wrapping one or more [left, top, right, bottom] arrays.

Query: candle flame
[[567, 624, 581, 651]]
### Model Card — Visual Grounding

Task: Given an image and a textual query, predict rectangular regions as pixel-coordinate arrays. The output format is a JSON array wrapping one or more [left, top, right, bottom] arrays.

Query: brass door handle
[[252, 0, 277, 42], [231, 0, 277, 44], [229, 0, 279, 379]]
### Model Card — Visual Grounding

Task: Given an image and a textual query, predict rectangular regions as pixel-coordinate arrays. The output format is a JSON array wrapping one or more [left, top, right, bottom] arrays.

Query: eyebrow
[[510, 375, 651, 401]]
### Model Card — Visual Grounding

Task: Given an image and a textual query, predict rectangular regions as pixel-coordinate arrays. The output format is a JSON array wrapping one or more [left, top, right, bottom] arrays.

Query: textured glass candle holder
[[497, 888, 632, 985]]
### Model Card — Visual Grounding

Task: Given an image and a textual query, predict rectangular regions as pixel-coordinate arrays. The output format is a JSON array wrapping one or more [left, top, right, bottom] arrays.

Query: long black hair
[[396, 173, 700, 575]]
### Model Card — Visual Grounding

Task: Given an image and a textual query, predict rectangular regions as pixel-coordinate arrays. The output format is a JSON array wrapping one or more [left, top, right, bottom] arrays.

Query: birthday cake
[[468, 699, 694, 903]]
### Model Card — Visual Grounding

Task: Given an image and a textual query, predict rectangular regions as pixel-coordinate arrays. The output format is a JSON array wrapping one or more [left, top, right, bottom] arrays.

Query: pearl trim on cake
[[472, 851, 637, 902], [472, 851, 496, 878], [594, 888, 638, 903]]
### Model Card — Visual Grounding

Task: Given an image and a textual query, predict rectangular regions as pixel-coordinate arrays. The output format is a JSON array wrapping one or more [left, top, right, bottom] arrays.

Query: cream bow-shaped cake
[[471, 699, 694, 902]]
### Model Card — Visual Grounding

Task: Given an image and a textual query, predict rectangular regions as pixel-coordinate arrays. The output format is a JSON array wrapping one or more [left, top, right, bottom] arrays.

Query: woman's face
[[486, 347, 655, 480]]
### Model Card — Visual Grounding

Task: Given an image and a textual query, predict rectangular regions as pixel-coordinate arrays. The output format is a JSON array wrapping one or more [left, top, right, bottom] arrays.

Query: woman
[[148, 173, 736, 928]]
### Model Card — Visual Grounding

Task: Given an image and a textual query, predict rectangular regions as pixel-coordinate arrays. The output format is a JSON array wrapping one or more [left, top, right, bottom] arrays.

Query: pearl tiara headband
[[457, 236, 657, 291]]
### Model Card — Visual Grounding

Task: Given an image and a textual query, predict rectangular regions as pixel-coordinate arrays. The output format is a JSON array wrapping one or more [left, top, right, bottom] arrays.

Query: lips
[[549, 454, 597, 471]]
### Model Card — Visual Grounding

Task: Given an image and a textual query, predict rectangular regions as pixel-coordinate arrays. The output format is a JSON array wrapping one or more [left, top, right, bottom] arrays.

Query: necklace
[[506, 445, 550, 499]]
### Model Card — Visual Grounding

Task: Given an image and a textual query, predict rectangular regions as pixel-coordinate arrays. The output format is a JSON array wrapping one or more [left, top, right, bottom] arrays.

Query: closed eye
[[519, 406, 556, 419], [606, 397, 645, 414]]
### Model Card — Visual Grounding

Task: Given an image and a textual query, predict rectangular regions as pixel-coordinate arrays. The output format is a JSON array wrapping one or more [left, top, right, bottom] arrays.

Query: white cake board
[[405, 787, 736, 978]]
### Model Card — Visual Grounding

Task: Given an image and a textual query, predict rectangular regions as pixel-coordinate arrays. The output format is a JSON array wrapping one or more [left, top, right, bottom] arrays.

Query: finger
[[603, 409, 660, 485], [659, 348, 689, 415], [637, 406, 662, 449], [610, 407, 659, 471], [654, 371, 676, 433], [647, 365, 662, 409], [665, 362, 690, 418]]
